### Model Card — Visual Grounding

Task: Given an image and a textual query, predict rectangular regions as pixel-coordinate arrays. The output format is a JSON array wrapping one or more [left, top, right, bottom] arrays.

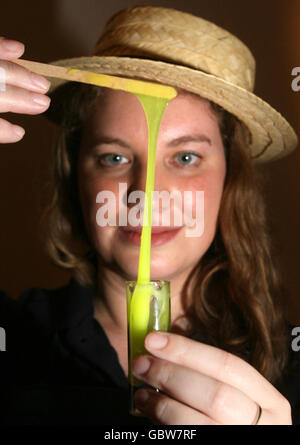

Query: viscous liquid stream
[[128, 92, 176, 391]]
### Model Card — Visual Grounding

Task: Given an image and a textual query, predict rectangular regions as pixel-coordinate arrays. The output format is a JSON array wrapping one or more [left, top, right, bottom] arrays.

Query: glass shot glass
[[126, 280, 171, 415]]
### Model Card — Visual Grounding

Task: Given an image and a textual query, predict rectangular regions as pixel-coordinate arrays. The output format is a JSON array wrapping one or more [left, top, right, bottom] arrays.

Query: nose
[[124, 156, 176, 228], [126, 158, 172, 198], [127, 157, 148, 197], [125, 158, 150, 219]]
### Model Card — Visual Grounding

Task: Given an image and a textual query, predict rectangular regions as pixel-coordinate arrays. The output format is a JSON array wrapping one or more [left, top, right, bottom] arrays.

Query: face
[[78, 89, 226, 284]]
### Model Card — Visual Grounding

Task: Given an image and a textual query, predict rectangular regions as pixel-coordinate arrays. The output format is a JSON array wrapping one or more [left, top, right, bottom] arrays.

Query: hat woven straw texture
[[48, 6, 298, 163]]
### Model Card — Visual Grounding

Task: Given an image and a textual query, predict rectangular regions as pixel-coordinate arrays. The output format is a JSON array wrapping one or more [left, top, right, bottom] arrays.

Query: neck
[[94, 268, 128, 333]]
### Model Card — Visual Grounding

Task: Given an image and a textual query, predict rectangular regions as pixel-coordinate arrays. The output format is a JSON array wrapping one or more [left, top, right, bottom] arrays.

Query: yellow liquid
[[66, 68, 177, 99], [76, 71, 177, 404], [128, 93, 177, 394], [135, 94, 170, 282]]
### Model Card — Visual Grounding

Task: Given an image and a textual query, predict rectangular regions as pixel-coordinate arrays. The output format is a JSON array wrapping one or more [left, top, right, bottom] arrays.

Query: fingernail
[[146, 332, 168, 350], [132, 357, 151, 376], [13, 125, 25, 139], [30, 72, 50, 91], [2, 38, 23, 52], [32, 93, 50, 107]]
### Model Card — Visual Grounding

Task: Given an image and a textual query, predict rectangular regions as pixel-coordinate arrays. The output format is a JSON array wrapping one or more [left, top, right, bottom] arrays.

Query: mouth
[[118, 225, 183, 247]]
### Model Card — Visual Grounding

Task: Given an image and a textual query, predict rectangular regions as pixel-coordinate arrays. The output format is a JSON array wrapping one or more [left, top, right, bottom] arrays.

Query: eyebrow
[[92, 133, 212, 150], [93, 136, 131, 149], [166, 134, 212, 147]]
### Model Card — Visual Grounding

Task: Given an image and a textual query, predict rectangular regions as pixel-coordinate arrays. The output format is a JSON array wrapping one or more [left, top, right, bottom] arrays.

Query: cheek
[[181, 175, 223, 213], [181, 166, 225, 236], [78, 170, 121, 239]]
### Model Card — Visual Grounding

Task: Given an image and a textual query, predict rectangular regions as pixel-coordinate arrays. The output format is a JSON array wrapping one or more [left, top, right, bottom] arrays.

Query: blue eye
[[98, 153, 129, 167], [174, 152, 201, 166]]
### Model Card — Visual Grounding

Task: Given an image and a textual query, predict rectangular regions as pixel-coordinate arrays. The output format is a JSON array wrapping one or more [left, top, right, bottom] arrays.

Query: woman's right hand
[[0, 37, 51, 143]]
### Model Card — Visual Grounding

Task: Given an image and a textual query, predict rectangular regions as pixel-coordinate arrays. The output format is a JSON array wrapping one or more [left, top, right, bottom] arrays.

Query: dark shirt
[[0, 278, 299, 425]]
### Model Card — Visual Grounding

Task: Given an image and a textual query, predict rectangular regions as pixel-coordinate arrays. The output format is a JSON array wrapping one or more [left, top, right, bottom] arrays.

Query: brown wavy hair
[[42, 83, 289, 383]]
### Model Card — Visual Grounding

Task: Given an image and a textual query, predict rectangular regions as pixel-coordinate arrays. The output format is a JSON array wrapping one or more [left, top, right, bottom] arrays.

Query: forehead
[[84, 87, 218, 127], [79, 87, 224, 156]]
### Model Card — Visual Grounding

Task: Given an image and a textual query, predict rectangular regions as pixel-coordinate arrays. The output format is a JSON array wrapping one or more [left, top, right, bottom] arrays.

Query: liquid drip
[[81, 73, 177, 409], [128, 93, 175, 392]]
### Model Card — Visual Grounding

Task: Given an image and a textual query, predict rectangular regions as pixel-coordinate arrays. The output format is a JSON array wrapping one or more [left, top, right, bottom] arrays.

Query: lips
[[119, 225, 183, 247], [122, 225, 180, 233]]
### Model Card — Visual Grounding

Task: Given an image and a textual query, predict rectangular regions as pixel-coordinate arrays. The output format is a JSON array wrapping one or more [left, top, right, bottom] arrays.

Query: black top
[[0, 278, 299, 425]]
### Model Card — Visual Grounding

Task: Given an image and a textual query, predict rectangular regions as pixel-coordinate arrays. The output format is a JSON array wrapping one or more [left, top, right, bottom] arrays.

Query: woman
[[0, 6, 299, 425]]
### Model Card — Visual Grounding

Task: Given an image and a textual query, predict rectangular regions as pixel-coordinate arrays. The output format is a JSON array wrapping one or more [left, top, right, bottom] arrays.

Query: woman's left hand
[[132, 332, 292, 425]]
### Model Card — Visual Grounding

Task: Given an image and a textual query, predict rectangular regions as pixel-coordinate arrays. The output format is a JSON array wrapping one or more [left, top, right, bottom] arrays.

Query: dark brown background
[[0, 0, 299, 322]]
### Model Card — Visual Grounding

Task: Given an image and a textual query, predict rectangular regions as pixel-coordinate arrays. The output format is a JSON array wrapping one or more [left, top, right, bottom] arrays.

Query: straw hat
[[48, 6, 298, 163]]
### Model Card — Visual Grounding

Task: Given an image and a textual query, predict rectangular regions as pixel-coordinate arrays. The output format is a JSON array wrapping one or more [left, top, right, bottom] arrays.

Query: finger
[[0, 60, 50, 93], [134, 388, 219, 425], [144, 332, 287, 410], [0, 118, 25, 143], [132, 355, 259, 425], [0, 84, 50, 114], [0, 37, 24, 60]]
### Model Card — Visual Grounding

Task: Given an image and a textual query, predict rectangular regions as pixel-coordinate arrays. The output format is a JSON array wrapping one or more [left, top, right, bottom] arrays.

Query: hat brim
[[46, 56, 298, 163]]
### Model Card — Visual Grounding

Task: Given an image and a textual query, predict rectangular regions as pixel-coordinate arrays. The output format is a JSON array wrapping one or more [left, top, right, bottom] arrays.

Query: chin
[[94, 227, 208, 282], [113, 251, 193, 283]]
